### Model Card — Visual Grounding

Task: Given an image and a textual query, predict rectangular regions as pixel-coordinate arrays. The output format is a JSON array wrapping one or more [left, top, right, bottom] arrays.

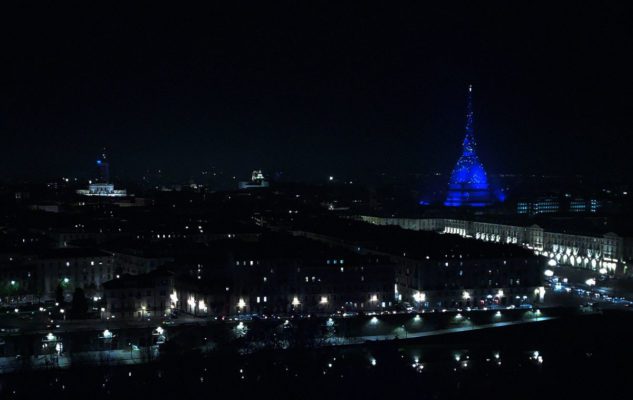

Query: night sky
[[1, 2, 632, 181]]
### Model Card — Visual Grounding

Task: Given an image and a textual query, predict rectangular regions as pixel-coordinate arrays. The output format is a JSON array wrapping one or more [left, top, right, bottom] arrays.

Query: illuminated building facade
[[102, 270, 175, 319], [517, 197, 602, 215], [517, 198, 559, 215], [357, 215, 627, 274], [238, 170, 270, 189], [395, 253, 543, 309], [77, 152, 127, 197], [444, 85, 493, 207]]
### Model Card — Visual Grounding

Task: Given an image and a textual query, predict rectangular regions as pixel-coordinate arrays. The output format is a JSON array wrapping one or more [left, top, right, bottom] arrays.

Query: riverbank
[[1, 310, 632, 399]]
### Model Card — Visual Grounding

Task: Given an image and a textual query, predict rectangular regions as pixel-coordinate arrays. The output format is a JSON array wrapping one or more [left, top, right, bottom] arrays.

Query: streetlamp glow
[[413, 292, 426, 302], [237, 298, 246, 309], [170, 291, 178, 307]]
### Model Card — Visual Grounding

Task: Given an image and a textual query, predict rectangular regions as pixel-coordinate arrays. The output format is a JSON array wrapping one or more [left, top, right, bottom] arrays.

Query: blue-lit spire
[[462, 84, 475, 157], [96, 149, 110, 183], [444, 85, 493, 207]]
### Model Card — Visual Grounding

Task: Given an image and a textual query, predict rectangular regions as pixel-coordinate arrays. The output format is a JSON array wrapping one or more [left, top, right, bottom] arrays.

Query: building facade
[[76, 152, 127, 197], [34, 249, 115, 299], [357, 215, 626, 274], [102, 270, 175, 319]]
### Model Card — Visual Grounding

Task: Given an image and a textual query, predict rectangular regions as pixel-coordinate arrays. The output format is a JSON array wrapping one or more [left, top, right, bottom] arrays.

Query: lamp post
[[42, 332, 61, 367], [152, 326, 166, 345], [99, 329, 115, 364]]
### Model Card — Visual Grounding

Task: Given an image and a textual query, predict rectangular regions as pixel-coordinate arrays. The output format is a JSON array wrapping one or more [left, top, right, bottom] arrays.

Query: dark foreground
[[1, 310, 632, 400]]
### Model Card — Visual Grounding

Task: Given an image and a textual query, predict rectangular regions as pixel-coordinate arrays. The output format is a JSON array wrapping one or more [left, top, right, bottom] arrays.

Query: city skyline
[[3, 3, 633, 396], [1, 3, 633, 181]]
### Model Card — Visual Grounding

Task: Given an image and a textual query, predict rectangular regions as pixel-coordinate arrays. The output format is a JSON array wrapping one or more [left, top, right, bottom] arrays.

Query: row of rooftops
[[0, 231, 390, 266], [1, 214, 540, 270], [291, 217, 535, 260], [102, 269, 173, 290]]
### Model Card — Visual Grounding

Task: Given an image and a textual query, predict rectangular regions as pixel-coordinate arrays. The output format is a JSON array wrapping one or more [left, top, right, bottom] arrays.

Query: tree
[[70, 287, 89, 319]]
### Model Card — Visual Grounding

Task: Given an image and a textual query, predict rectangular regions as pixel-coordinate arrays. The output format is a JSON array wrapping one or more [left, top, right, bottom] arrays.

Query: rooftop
[[293, 217, 535, 260]]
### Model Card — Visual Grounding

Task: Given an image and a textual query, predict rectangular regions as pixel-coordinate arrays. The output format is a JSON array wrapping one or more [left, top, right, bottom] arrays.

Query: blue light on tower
[[444, 85, 493, 207]]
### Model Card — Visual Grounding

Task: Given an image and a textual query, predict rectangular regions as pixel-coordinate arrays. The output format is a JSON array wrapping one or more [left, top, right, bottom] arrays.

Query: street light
[[42, 332, 61, 366], [100, 329, 115, 363], [153, 326, 166, 344], [413, 292, 426, 310], [399, 324, 408, 339]]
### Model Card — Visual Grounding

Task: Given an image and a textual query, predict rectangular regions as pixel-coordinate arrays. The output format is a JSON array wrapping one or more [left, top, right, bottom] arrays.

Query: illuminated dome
[[444, 85, 493, 207]]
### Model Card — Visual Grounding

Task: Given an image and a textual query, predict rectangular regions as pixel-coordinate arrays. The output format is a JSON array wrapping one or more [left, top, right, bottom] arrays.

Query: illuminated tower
[[444, 85, 493, 207], [96, 150, 110, 183]]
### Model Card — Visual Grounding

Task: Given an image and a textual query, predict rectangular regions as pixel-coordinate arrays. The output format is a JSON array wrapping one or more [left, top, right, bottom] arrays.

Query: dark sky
[[1, 2, 632, 182]]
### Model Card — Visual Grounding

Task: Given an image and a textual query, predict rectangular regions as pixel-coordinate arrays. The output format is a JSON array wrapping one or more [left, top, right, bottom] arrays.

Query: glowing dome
[[444, 86, 493, 207]]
